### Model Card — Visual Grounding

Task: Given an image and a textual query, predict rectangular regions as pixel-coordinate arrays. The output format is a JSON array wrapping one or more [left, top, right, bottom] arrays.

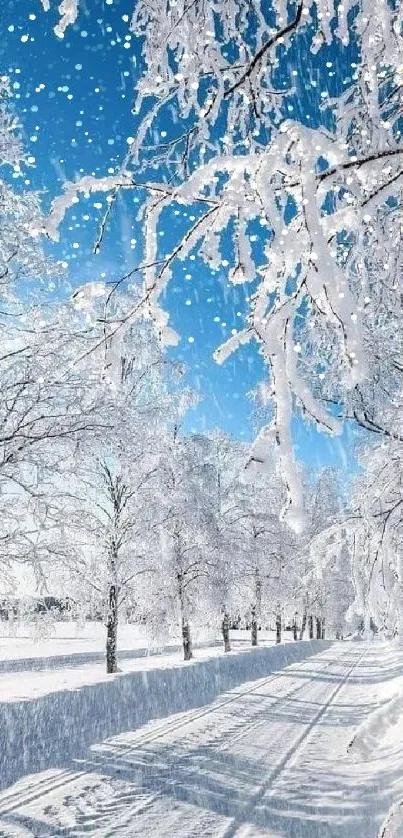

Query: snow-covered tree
[[0, 78, 58, 315], [346, 432, 403, 641], [207, 432, 250, 652], [300, 469, 353, 638], [40, 1, 402, 530], [0, 83, 111, 596], [218, 446, 298, 644], [148, 430, 218, 660], [42, 311, 190, 672], [35, 1, 403, 650]]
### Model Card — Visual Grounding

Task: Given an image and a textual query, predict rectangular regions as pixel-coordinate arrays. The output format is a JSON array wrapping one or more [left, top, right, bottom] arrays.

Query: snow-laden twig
[[41, 174, 134, 241], [38, 0, 79, 38], [54, 0, 79, 38]]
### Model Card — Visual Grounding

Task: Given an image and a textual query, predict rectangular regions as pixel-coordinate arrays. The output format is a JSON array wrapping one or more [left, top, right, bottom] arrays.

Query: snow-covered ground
[[0, 621, 216, 667], [0, 634, 294, 703], [1, 640, 403, 836], [0, 622, 293, 670]]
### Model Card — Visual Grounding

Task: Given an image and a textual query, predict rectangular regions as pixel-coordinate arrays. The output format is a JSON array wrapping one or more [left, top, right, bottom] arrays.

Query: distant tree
[[300, 469, 354, 639], [147, 430, 219, 661], [346, 434, 403, 641], [44, 312, 189, 673], [219, 449, 297, 646]]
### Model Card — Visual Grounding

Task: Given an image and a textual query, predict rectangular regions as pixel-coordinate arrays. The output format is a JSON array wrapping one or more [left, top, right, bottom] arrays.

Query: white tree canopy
[[39, 1, 402, 529]]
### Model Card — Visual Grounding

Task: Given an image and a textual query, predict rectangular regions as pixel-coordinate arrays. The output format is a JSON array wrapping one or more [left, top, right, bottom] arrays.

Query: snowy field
[[0, 623, 299, 679], [0, 623, 296, 665], [1, 640, 403, 837], [0, 623, 301, 704], [0, 630, 295, 704], [0, 621, 217, 667]]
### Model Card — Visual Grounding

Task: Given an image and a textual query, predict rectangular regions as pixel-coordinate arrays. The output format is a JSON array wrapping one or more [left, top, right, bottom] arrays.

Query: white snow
[[1, 641, 403, 837], [379, 800, 403, 838], [0, 621, 152, 661], [38, 0, 79, 38]]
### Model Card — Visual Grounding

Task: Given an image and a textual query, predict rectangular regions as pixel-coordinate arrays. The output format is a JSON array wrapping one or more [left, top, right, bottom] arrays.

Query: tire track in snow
[[81, 647, 342, 768], [215, 649, 345, 754], [0, 659, 306, 819], [147, 648, 345, 758], [218, 645, 368, 838], [78, 649, 352, 838], [0, 645, 345, 835], [64, 649, 349, 838]]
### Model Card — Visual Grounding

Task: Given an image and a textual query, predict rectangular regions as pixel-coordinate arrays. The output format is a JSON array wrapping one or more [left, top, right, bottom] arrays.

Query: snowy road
[[0, 643, 397, 837]]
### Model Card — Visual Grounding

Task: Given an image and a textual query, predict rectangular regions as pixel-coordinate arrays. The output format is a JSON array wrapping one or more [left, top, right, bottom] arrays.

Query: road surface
[[0, 643, 395, 837]]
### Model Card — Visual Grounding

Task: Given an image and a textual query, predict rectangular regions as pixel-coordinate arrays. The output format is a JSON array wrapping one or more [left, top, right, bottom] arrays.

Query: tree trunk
[[364, 610, 372, 641], [308, 614, 314, 640], [276, 607, 282, 644], [293, 614, 298, 641], [299, 608, 307, 640], [181, 615, 193, 660], [256, 571, 262, 620], [396, 551, 403, 644], [251, 566, 261, 648], [221, 611, 231, 652], [106, 583, 118, 674], [316, 617, 322, 639], [321, 618, 326, 639], [174, 526, 193, 661], [178, 572, 193, 660], [251, 604, 258, 646]]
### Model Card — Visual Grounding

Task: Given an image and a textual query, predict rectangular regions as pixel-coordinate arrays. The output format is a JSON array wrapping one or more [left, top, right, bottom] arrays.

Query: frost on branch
[[0, 84, 58, 298], [138, 122, 376, 521], [0, 79, 24, 169], [42, 174, 134, 241], [126, 0, 402, 525], [72, 281, 107, 314], [39, 0, 79, 38], [54, 0, 79, 39]]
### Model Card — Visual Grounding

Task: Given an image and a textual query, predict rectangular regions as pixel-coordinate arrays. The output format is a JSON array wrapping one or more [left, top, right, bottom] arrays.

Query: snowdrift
[[379, 800, 403, 838], [0, 640, 330, 790]]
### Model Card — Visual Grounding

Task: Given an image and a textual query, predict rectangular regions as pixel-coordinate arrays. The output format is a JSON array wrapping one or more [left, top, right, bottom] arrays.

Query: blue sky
[[1, 0, 363, 471]]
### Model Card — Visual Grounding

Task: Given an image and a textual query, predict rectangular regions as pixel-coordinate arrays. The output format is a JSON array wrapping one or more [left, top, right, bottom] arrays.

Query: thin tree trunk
[[276, 607, 282, 644], [321, 618, 326, 639], [256, 572, 262, 620], [308, 614, 314, 640], [397, 553, 403, 642], [251, 604, 258, 646], [181, 615, 193, 660], [250, 563, 262, 647], [316, 617, 322, 639], [106, 583, 118, 674], [299, 608, 307, 640], [364, 610, 372, 640], [178, 576, 193, 661], [293, 613, 298, 641], [174, 524, 193, 661], [221, 610, 231, 652]]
